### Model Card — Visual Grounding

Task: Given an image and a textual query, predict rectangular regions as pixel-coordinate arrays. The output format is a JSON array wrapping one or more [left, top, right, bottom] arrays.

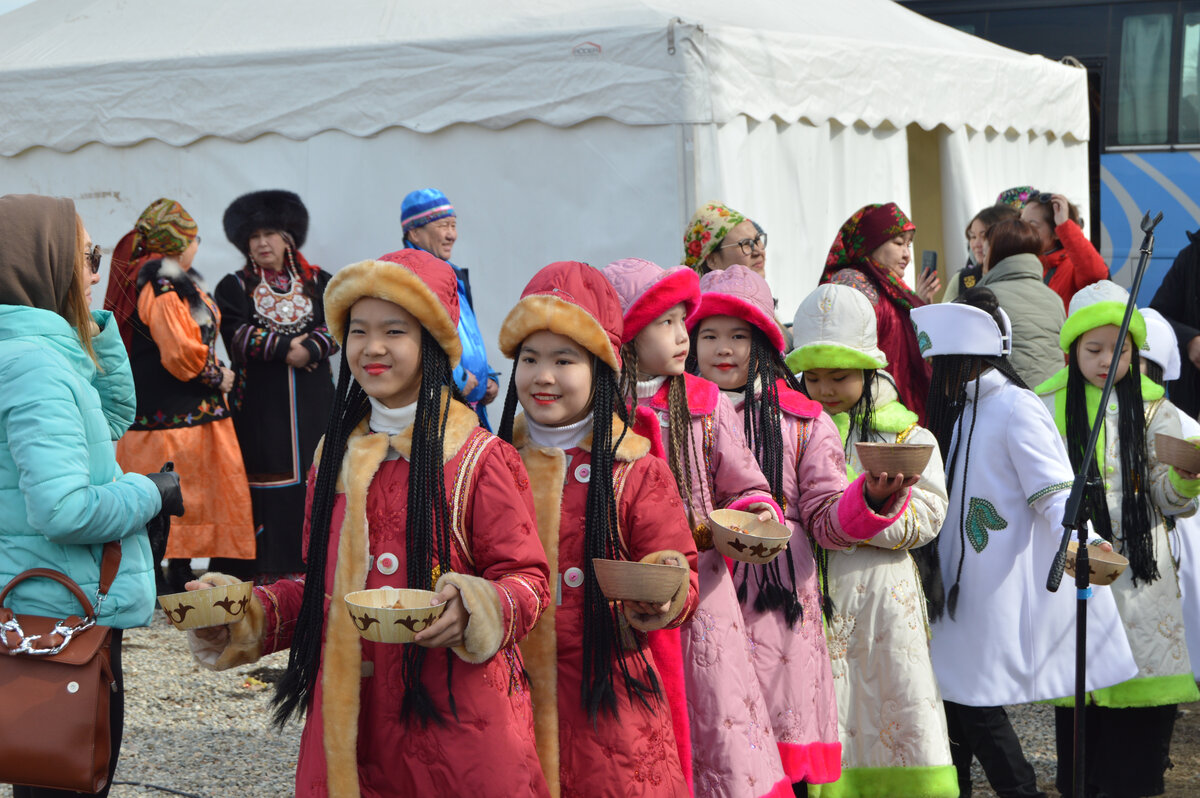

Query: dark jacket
[[1151, 231, 1200, 417]]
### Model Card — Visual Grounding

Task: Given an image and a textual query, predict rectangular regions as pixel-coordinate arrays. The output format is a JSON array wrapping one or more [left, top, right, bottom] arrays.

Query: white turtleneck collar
[[636, 375, 667, 400], [368, 397, 417, 436], [527, 412, 594, 451], [720, 387, 746, 408]]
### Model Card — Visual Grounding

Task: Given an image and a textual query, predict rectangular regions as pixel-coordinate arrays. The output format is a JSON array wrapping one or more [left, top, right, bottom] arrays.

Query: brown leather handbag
[[0, 542, 120, 793]]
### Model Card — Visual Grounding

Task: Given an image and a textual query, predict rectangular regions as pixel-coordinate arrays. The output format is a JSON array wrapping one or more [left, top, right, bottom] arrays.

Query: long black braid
[[273, 337, 369, 728], [1064, 342, 1157, 584], [500, 361, 660, 720]]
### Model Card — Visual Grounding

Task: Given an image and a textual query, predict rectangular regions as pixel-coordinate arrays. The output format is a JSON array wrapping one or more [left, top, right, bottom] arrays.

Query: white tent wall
[[937, 126, 1090, 280], [690, 117, 910, 319], [0, 118, 685, 385]]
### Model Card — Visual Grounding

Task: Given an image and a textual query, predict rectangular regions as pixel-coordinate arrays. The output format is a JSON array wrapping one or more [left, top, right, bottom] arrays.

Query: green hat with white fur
[[1059, 280, 1146, 353], [786, 284, 888, 373]]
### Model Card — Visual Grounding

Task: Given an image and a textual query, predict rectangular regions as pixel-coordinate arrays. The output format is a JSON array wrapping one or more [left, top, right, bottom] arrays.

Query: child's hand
[[744, 501, 777, 524], [1175, 466, 1200, 481], [863, 472, 920, 511], [624, 554, 683, 618], [414, 583, 468, 649]]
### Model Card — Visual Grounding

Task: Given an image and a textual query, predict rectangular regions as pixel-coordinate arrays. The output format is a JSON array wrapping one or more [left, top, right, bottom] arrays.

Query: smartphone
[[920, 250, 937, 279]]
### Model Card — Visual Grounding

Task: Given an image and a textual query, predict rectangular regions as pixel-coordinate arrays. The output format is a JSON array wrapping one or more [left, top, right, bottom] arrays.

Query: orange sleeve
[[137, 283, 210, 382]]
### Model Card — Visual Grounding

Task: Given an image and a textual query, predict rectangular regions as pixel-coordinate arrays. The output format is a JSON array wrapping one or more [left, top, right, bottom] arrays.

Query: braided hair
[[272, 329, 463, 729], [923, 288, 1029, 620], [500, 358, 660, 719], [1064, 341, 1157, 584]]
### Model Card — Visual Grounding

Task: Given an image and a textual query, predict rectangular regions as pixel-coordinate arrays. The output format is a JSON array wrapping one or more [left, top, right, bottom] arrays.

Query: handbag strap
[[98, 540, 121, 597], [0, 568, 97, 621]]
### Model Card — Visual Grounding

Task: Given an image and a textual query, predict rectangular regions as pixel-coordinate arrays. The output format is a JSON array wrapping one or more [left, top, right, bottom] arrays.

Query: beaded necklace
[[251, 248, 313, 333]]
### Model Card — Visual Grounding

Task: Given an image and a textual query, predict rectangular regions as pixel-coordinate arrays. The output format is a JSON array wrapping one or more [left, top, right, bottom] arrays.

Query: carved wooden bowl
[[1155, 433, 1200, 474], [1065, 541, 1129, 587], [344, 588, 446, 644], [854, 442, 934, 477], [159, 580, 253, 630], [708, 508, 791, 565], [591, 558, 688, 604]]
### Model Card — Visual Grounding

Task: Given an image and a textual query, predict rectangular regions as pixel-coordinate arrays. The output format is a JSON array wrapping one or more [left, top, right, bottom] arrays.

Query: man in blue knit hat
[[401, 188, 499, 426]]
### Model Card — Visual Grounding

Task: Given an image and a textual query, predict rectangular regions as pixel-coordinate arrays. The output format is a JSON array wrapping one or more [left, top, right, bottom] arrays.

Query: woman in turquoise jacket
[[0, 194, 182, 798]]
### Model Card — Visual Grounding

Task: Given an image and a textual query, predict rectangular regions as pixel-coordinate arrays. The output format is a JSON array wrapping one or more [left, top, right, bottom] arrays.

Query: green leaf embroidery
[[917, 330, 932, 354], [965, 497, 1007, 553]]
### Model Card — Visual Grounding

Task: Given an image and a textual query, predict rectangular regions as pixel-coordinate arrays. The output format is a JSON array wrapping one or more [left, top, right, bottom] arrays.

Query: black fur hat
[[222, 190, 309, 255]]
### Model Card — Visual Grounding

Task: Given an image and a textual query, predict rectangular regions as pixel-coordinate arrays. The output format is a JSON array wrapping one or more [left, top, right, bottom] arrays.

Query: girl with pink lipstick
[[495, 260, 700, 798], [688, 266, 916, 792]]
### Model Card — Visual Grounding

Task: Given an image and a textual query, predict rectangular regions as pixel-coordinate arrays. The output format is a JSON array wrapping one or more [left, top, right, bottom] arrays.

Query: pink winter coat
[[636, 372, 792, 798], [730, 380, 909, 785]]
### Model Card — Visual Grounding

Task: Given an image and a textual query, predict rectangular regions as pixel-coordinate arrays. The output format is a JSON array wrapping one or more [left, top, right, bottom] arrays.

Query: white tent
[[0, 0, 1089, 362]]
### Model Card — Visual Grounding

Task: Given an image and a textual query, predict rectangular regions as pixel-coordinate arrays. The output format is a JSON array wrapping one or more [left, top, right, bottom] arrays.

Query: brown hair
[[70, 215, 98, 364], [985, 219, 1044, 270], [964, 204, 1019, 240], [1025, 194, 1083, 232]]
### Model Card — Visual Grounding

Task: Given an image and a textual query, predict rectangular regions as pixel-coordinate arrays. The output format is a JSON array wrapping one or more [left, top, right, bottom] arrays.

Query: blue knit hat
[[401, 188, 456, 233]]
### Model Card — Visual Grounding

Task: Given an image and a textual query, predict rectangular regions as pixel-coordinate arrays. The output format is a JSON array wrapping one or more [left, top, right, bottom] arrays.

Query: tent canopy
[[0, 0, 1089, 156]]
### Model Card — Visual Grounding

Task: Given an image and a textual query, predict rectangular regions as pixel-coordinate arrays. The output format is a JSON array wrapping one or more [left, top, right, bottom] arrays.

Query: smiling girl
[[495, 261, 699, 797], [689, 267, 915, 792], [178, 250, 551, 797], [1035, 281, 1200, 798]]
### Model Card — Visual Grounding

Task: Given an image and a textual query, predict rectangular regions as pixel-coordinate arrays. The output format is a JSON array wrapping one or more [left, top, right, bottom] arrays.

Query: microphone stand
[[1045, 209, 1162, 798]]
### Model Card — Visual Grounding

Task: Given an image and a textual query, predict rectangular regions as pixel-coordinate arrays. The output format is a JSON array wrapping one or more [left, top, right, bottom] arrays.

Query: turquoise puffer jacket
[[0, 307, 161, 628]]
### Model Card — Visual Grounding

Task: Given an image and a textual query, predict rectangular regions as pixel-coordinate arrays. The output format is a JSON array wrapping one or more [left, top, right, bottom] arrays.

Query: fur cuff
[[837, 474, 910, 540], [437, 571, 506, 664], [623, 550, 690, 632], [186, 572, 266, 671], [727, 493, 784, 524]]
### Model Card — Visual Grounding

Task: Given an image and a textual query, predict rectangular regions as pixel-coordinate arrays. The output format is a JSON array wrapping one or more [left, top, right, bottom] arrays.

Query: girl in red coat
[[179, 250, 551, 798], [495, 261, 700, 798]]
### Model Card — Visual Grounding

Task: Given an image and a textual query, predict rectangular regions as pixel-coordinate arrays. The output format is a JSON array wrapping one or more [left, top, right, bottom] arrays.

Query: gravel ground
[[16, 611, 1199, 797]]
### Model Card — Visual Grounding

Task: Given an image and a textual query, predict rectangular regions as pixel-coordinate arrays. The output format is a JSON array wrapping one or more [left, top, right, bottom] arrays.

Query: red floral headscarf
[[820, 202, 922, 311]]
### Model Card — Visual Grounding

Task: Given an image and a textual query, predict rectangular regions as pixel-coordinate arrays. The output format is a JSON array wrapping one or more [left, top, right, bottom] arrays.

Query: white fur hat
[[1140, 307, 1181, 382], [910, 302, 1013, 358]]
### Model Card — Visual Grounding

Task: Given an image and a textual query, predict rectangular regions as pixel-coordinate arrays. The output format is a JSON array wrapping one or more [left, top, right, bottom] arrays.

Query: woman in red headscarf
[[819, 203, 935, 423]]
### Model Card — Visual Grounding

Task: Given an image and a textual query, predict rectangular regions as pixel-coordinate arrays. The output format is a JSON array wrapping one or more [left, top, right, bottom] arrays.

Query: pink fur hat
[[601, 257, 700, 345], [691, 264, 785, 353]]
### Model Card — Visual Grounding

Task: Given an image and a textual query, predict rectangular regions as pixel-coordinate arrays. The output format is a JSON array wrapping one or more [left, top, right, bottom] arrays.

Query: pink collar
[[775, 379, 822, 419]]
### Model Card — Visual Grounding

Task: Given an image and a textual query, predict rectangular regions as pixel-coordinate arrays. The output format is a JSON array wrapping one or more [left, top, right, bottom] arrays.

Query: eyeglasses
[[195, 235, 202, 246], [83, 243, 101, 275], [719, 233, 767, 256]]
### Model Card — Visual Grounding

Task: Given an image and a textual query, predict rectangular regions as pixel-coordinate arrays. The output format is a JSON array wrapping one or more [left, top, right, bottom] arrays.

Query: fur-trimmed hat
[[223, 190, 309, 255], [786, 283, 888, 373], [911, 302, 1013, 358], [499, 261, 623, 372], [691, 264, 785, 353], [601, 258, 700, 345], [1060, 280, 1146, 353], [1141, 307, 1181, 382], [324, 249, 462, 367]]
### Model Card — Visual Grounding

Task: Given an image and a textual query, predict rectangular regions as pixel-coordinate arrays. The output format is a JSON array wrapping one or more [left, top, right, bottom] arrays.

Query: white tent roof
[[0, 0, 1088, 156]]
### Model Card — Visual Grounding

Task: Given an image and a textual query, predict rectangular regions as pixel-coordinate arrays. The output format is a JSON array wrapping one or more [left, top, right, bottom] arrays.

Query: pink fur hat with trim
[[691, 264, 785, 353], [601, 257, 700, 345]]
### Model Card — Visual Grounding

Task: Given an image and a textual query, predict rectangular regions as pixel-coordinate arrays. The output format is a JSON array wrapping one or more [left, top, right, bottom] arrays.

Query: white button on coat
[[376, 552, 399, 576], [563, 567, 584, 588]]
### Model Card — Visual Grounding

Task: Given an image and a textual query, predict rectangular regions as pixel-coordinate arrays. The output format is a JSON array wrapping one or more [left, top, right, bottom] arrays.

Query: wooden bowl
[[159, 581, 253, 631], [1155, 433, 1200, 474], [1064, 541, 1129, 586], [591, 558, 688, 604], [854, 442, 934, 477], [708, 508, 791, 564], [344, 588, 446, 644]]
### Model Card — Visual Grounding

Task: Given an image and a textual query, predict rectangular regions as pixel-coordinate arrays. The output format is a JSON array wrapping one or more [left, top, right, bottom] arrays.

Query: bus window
[[1118, 12, 1172, 145], [1181, 13, 1200, 143]]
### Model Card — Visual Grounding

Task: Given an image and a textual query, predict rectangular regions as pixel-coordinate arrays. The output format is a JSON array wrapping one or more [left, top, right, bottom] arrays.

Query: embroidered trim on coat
[[1026, 481, 1073, 507]]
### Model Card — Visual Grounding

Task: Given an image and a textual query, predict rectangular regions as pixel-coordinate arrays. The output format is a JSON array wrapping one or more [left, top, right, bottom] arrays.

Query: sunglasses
[[83, 243, 101, 275]]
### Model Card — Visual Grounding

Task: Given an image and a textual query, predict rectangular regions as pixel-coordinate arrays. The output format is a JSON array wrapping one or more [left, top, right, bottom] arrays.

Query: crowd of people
[[2, 184, 1200, 798]]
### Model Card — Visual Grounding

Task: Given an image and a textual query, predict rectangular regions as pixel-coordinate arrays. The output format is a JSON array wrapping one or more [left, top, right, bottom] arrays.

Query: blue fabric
[[400, 188, 456, 232], [0, 307, 161, 629]]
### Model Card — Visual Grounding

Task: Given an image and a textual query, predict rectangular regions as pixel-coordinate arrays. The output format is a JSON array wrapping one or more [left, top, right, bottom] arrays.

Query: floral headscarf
[[995, 186, 1036, 210], [683, 201, 746, 271], [819, 202, 922, 311]]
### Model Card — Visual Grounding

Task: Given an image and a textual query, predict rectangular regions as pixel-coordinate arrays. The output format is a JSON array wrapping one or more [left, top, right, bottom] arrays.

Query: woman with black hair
[[1035, 281, 1200, 798], [689, 266, 916, 792], [913, 288, 1135, 798], [178, 249, 551, 797], [495, 260, 699, 797], [787, 282, 955, 798]]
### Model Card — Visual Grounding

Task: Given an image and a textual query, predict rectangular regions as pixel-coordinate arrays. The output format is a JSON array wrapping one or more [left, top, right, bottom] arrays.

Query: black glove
[[146, 468, 184, 517]]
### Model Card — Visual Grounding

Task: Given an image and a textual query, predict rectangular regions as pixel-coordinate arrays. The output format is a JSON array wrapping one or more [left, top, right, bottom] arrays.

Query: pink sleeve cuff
[[726, 493, 784, 524], [836, 474, 911, 540]]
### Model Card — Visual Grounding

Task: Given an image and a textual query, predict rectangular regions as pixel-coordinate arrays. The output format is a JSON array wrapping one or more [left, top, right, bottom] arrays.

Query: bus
[[900, 0, 1200, 303]]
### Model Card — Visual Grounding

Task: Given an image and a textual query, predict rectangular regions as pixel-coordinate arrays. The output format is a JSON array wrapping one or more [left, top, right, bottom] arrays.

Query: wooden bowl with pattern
[[591, 558, 688, 604], [159, 580, 254, 631], [344, 588, 446, 644], [854, 442, 934, 477], [1155, 433, 1200, 474], [1064, 541, 1129, 587], [708, 509, 791, 565]]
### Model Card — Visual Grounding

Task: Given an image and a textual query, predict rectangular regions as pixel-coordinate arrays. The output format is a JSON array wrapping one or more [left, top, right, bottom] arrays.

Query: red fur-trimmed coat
[[251, 401, 552, 797], [514, 414, 700, 798]]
